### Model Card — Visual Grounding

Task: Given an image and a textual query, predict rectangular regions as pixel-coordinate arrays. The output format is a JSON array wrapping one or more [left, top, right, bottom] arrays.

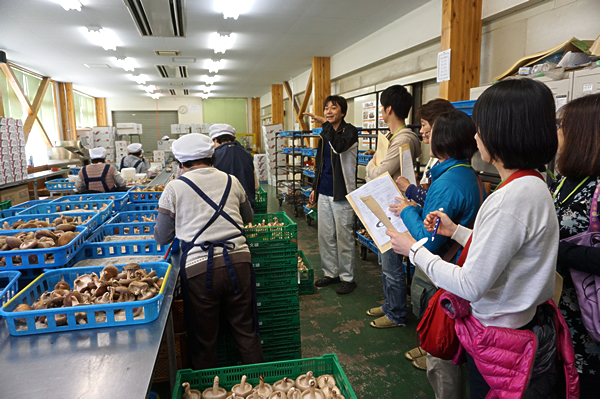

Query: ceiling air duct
[[123, 0, 186, 37]]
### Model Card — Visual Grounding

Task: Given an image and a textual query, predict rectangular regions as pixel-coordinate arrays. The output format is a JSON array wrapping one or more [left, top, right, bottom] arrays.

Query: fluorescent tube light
[[209, 32, 234, 54], [128, 74, 148, 84], [150, 93, 161, 99], [201, 75, 218, 85], [141, 85, 156, 93], [201, 93, 210, 99], [214, 0, 252, 20], [84, 27, 119, 51], [199, 85, 213, 93], [56, 0, 82, 11], [205, 59, 225, 73], [112, 57, 136, 72]]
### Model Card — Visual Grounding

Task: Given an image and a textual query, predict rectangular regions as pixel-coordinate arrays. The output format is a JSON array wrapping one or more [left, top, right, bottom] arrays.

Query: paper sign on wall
[[437, 49, 451, 83], [189, 105, 200, 114], [399, 143, 416, 186]]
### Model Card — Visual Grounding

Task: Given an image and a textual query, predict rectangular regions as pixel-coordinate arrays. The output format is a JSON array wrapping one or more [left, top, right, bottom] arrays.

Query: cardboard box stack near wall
[[170, 124, 203, 134], [0, 118, 28, 186], [0, 185, 29, 205], [254, 154, 268, 182], [88, 127, 117, 163], [115, 140, 130, 164]]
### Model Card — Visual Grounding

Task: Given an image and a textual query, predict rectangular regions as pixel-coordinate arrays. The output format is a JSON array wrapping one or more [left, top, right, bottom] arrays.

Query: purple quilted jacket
[[440, 291, 579, 399]]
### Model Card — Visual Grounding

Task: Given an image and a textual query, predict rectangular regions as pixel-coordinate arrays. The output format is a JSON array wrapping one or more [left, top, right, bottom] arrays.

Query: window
[[73, 90, 96, 128]]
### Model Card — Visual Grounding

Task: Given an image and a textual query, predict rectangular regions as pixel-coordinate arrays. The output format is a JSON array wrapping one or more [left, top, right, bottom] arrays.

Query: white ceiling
[[0, 0, 430, 99]]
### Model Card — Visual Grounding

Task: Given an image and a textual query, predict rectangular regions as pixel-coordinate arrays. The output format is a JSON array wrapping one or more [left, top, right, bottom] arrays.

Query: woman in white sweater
[[387, 79, 564, 398]]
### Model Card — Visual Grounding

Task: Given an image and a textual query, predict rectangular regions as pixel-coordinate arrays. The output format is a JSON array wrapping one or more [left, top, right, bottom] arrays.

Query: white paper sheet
[[437, 49, 451, 83], [400, 144, 416, 186], [347, 173, 407, 252], [374, 132, 389, 166]]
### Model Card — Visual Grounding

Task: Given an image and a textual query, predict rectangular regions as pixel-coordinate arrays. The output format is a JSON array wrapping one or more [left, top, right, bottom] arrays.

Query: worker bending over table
[[119, 143, 150, 173], [75, 147, 127, 193]]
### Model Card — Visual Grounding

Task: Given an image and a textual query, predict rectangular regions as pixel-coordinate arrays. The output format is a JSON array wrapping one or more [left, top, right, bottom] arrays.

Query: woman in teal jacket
[[390, 109, 483, 399]]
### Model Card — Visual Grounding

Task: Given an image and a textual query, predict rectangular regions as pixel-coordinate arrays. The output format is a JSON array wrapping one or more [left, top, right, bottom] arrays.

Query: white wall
[[105, 97, 204, 126]]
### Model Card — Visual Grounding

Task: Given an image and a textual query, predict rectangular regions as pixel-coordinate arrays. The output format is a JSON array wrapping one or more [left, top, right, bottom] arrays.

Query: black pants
[[186, 262, 263, 369]]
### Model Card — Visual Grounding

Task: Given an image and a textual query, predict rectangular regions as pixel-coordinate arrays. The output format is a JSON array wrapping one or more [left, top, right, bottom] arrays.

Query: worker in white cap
[[154, 133, 263, 370], [209, 124, 256, 209], [119, 142, 150, 173], [75, 147, 127, 193], [161, 135, 171, 141]]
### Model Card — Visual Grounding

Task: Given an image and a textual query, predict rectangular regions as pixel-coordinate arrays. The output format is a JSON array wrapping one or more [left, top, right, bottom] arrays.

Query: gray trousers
[[317, 195, 356, 282], [426, 353, 467, 399]]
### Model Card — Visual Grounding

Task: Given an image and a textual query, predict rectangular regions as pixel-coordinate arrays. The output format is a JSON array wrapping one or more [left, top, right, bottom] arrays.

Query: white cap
[[172, 133, 214, 162], [127, 143, 143, 153], [209, 124, 236, 140], [161, 135, 170, 141], [89, 147, 106, 159]]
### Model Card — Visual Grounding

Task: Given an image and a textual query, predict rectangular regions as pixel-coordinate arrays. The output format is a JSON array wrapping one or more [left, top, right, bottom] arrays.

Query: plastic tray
[[0, 211, 105, 237], [0, 226, 87, 269], [250, 243, 298, 268], [302, 147, 317, 157], [246, 212, 297, 248], [452, 99, 476, 116], [358, 153, 373, 165], [45, 178, 76, 190], [10, 199, 52, 210], [301, 187, 312, 197], [52, 192, 129, 211], [77, 231, 173, 262], [18, 200, 114, 216], [0, 262, 172, 335], [303, 168, 315, 178], [357, 231, 379, 254], [0, 270, 21, 310], [0, 209, 20, 218], [107, 210, 157, 224], [281, 147, 303, 155], [256, 287, 299, 309], [172, 353, 356, 399], [69, 167, 81, 175], [298, 250, 315, 295], [303, 204, 318, 221], [129, 186, 163, 202], [255, 187, 267, 213], [0, 200, 11, 210], [121, 202, 159, 212], [279, 131, 302, 137], [311, 128, 322, 135]]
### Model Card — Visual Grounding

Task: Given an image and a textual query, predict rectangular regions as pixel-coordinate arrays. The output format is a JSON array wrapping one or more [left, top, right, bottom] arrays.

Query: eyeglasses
[[556, 123, 562, 130], [423, 132, 430, 138]]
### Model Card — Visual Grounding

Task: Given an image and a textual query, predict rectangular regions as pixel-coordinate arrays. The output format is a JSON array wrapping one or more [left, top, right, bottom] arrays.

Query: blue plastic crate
[[301, 187, 312, 197], [45, 178, 76, 190], [357, 231, 379, 255], [128, 186, 163, 202], [18, 200, 114, 219], [0, 209, 20, 218], [303, 168, 315, 178], [452, 99, 476, 116], [121, 202, 159, 212], [0, 226, 87, 269], [281, 147, 303, 155], [358, 153, 373, 165], [69, 167, 81, 175], [0, 262, 172, 335], [78, 230, 172, 261], [0, 211, 106, 237], [52, 192, 129, 211], [11, 199, 52, 210], [107, 210, 157, 224], [279, 131, 302, 137], [302, 147, 317, 157], [312, 128, 322, 135], [0, 270, 21, 311], [303, 205, 318, 221]]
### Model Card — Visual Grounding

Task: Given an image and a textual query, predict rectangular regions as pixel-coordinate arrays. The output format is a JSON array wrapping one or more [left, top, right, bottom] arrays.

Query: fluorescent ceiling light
[[201, 93, 210, 99], [149, 93, 161, 99], [201, 75, 218, 85], [205, 59, 225, 73], [112, 57, 136, 71], [199, 85, 213, 93], [128, 74, 148, 84], [214, 0, 252, 20], [84, 27, 119, 51], [209, 32, 234, 54], [141, 85, 155, 93], [56, 0, 82, 11]]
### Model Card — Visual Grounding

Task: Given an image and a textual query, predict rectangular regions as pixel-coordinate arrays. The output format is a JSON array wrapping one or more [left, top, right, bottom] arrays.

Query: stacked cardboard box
[[262, 125, 285, 186], [170, 124, 203, 134], [0, 118, 27, 184], [115, 140, 130, 164], [253, 154, 268, 184], [90, 127, 117, 163], [116, 123, 142, 136], [153, 150, 165, 164]]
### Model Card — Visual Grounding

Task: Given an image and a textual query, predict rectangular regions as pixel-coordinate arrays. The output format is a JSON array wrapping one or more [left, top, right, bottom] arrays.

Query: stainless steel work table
[[0, 251, 182, 399], [149, 168, 175, 186]]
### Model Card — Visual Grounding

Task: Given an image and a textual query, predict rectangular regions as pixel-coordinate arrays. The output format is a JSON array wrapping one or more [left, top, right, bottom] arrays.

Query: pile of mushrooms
[[245, 218, 284, 228], [11, 263, 164, 329], [55, 203, 109, 212], [133, 185, 166, 192], [182, 373, 345, 399], [0, 228, 80, 266], [297, 256, 308, 272], [363, 149, 375, 156], [357, 228, 372, 240], [1, 215, 91, 231]]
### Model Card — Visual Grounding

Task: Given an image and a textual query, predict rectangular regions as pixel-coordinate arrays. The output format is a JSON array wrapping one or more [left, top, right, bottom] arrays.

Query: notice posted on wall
[[362, 101, 376, 129], [437, 49, 451, 83]]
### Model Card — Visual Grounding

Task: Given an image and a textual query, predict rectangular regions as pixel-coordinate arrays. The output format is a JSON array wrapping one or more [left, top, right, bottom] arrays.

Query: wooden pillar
[[57, 82, 69, 141], [438, 0, 483, 101], [0, 81, 4, 117], [311, 57, 330, 127], [95, 97, 107, 126], [64, 82, 77, 140], [251, 97, 261, 150], [271, 84, 284, 126]]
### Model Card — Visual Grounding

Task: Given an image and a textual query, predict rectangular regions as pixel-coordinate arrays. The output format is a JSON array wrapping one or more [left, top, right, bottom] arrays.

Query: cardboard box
[[116, 123, 136, 129], [171, 124, 181, 134], [191, 124, 202, 133], [6, 118, 16, 127], [115, 140, 129, 149], [16, 119, 23, 127], [153, 150, 165, 159], [136, 123, 143, 134], [0, 184, 29, 205]]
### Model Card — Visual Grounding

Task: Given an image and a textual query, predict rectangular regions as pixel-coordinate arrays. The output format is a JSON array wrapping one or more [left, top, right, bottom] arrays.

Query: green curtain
[[203, 98, 248, 133], [73, 90, 96, 128]]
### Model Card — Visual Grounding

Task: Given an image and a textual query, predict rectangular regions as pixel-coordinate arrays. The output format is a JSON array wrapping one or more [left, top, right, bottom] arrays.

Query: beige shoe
[[405, 346, 427, 361], [366, 306, 385, 317], [412, 355, 427, 370], [370, 315, 406, 329]]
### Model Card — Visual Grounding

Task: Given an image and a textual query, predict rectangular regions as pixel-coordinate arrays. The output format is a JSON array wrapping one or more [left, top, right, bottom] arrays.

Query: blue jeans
[[380, 248, 407, 324]]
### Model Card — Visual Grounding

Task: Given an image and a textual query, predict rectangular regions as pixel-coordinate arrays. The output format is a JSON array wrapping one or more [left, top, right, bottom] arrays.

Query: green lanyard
[[552, 176, 589, 206], [448, 163, 473, 171], [388, 125, 406, 142]]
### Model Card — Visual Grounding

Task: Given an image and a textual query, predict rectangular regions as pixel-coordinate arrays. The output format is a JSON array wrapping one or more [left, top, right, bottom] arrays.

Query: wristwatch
[[409, 237, 429, 264]]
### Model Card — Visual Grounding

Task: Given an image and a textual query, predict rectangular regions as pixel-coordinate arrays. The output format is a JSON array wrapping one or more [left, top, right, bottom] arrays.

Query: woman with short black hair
[[387, 79, 578, 398]]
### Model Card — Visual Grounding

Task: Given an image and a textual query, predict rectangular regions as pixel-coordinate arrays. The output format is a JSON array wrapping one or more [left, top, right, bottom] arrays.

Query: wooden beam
[[271, 84, 284, 126], [23, 76, 51, 136], [311, 57, 331, 128], [251, 97, 261, 151], [0, 63, 32, 119], [64, 82, 77, 140], [298, 69, 313, 120], [438, 0, 483, 101], [51, 80, 62, 139], [35, 117, 53, 147], [0, 79, 4, 117], [57, 82, 69, 141], [283, 81, 308, 131], [95, 97, 107, 126]]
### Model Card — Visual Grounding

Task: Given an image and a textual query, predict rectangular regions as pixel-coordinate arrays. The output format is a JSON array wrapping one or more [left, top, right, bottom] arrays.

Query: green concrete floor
[[265, 185, 435, 398]]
